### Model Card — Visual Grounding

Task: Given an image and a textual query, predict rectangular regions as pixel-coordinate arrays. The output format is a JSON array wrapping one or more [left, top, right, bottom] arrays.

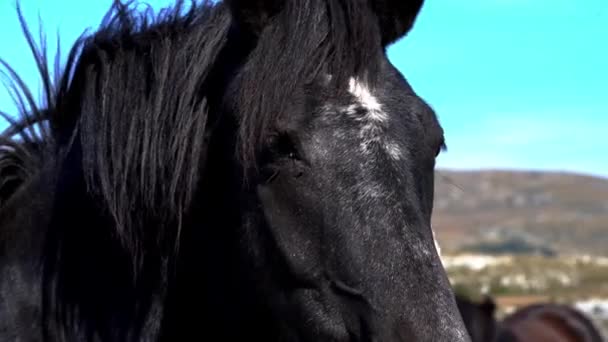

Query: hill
[[432, 169, 608, 256]]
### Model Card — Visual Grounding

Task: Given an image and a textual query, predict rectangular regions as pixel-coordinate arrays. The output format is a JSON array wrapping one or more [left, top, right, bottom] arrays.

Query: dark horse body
[[0, 0, 469, 340], [501, 303, 605, 342], [456, 296, 504, 342], [456, 296, 604, 342]]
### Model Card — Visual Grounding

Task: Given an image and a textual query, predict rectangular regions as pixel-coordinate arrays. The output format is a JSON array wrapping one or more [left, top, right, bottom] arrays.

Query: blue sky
[[1, 0, 607, 177]]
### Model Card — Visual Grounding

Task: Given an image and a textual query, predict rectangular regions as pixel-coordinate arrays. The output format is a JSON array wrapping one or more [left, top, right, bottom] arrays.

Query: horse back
[[500, 304, 605, 342]]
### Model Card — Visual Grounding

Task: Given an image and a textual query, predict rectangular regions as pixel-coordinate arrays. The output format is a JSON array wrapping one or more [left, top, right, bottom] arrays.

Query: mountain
[[432, 169, 608, 256]]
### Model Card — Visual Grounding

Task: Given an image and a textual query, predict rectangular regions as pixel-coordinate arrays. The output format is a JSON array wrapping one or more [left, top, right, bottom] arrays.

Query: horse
[[455, 295, 604, 342], [501, 303, 605, 342], [0, 0, 470, 340], [456, 295, 502, 342]]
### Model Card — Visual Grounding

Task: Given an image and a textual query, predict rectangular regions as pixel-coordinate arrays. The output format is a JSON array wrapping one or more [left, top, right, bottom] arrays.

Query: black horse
[[0, 0, 469, 340]]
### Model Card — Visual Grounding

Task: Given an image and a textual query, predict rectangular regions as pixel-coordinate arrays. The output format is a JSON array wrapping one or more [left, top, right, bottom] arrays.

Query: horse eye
[[272, 133, 300, 160]]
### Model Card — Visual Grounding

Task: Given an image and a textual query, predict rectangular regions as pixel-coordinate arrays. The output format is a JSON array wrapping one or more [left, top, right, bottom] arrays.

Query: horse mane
[[0, 114, 46, 205], [58, 0, 231, 271], [0, 2, 229, 338], [0, 3, 72, 206]]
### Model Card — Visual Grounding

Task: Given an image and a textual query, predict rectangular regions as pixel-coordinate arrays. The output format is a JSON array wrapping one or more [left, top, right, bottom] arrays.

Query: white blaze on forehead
[[345, 77, 401, 160], [348, 78, 385, 119]]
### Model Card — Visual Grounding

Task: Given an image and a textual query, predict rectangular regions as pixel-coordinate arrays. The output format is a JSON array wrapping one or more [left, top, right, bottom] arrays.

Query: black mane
[[0, 2, 230, 339], [70, 0, 230, 268], [0, 0, 101, 210], [0, 126, 45, 206]]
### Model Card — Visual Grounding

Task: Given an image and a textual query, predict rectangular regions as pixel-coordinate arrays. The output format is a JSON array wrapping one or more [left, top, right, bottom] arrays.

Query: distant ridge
[[432, 169, 608, 256]]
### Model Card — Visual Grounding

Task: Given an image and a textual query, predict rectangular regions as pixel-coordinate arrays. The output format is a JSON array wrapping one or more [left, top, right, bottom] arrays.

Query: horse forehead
[[338, 77, 402, 160]]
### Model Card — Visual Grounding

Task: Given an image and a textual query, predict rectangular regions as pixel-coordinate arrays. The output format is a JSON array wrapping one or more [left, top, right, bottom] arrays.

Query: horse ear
[[368, 0, 425, 46], [226, 0, 284, 38]]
